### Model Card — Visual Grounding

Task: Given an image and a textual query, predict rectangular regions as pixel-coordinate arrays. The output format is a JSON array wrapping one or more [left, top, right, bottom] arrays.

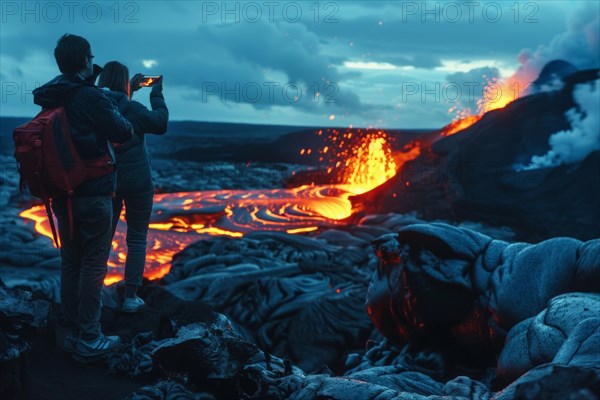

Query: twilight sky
[[1, 0, 598, 128]]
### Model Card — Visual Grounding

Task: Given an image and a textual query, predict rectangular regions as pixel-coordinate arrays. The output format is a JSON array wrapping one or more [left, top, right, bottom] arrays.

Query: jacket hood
[[101, 89, 128, 103], [33, 74, 90, 108], [100, 89, 130, 113]]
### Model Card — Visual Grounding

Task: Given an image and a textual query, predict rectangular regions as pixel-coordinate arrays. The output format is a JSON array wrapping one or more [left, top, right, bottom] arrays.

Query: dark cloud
[[304, 3, 569, 68], [204, 21, 331, 83], [189, 21, 376, 112], [1, 1, 597, 128], [1, 21, 373, 114]]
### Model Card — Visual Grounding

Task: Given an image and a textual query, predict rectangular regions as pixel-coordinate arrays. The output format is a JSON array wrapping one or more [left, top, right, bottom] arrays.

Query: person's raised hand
[[130, 73, 144, 92], [151, 75, 163, 92]]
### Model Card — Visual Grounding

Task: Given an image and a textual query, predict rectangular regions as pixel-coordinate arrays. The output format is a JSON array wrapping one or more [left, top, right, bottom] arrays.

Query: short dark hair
[[54, 34, 91, 74], [97, 61, 130, 97]]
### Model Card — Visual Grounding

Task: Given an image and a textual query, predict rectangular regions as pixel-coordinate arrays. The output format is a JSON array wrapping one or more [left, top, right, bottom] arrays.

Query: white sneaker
[[74, 334, 121, 358], [122, 296, 145, 313]]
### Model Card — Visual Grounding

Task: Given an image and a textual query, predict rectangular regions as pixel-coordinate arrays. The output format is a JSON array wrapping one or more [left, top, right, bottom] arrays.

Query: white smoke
[[511, 4, 600, 85], [517, 78, 600, 170]]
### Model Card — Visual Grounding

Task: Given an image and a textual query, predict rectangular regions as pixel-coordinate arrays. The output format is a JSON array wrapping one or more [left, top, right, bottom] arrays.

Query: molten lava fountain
[[442, 76, 528, 136], [21, 129, 418, 285]]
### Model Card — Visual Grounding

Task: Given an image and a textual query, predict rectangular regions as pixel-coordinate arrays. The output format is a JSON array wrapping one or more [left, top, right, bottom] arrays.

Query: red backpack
[[13, 88, 115, 247]]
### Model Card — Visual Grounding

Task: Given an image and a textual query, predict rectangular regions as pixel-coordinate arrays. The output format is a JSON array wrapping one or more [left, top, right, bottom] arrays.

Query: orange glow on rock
[[443, 76, 528, 136], [442, 114, 482, 136]]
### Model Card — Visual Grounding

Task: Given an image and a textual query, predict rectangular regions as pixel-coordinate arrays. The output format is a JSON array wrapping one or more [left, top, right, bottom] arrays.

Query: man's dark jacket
[[33, 74, 133, 196]]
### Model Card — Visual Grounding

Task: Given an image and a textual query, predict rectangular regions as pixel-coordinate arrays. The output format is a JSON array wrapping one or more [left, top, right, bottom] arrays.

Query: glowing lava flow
[[443, 76, 528, 136], [20, 129, 418, 285]]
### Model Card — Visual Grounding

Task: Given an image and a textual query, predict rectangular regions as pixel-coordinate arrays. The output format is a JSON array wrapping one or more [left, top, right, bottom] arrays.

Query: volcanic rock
[[152, 319, 259, 382], [0, 281, 50, 361], [0, 280, 50, 399], [531, 59, 579, 91], [106, 331, 159, 379], [366, 223, 600, 372], [512, 365, 600, 400], [163, 232, 375, 372], [127, 380, 216, 400], [497, 293, 600, 383]]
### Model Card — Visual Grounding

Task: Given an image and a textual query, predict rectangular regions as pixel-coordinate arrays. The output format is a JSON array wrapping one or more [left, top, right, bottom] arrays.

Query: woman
[[97, 61, 168, 312]]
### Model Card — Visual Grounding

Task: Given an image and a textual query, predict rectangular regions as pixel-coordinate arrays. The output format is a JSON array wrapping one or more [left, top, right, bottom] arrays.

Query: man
[[33, 34, 133, 357]]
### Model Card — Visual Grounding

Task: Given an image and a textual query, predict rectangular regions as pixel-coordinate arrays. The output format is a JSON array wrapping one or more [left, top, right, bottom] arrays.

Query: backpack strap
[[30, 134, 61, 247], [34, 167, 60, 248], [67, 195, 74, 241], [62, 84, 87, 242], [16, 159, 25, 203]]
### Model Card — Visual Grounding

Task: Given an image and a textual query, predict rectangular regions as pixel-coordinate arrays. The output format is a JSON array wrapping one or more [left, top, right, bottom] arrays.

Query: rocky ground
[[0, 152, 504, 400], [1, 103, 598, 399]]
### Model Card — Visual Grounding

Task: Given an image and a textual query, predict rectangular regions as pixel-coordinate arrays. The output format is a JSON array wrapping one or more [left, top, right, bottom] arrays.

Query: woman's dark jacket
[[102, 86, 168, 183]]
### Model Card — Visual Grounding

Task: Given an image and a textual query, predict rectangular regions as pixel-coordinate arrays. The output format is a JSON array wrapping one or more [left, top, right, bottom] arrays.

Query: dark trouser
[[52, 195, 112, 341], [110, 162, 154, 290]]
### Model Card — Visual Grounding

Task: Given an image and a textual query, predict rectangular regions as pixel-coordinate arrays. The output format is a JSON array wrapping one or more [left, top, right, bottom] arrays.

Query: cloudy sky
[[1, 1, 598, 129]]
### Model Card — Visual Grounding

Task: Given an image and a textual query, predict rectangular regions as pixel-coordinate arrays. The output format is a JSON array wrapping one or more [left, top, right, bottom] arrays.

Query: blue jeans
[[111, 162, 154, 289], [52, 195, 112, 341]]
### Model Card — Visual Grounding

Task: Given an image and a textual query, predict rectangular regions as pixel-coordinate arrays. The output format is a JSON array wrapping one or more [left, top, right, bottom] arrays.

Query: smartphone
[[139, 75, 162, 87]]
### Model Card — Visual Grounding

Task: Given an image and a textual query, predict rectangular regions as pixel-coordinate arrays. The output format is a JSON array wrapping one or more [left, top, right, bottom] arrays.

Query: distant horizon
[[0, 115, 438, 132]]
